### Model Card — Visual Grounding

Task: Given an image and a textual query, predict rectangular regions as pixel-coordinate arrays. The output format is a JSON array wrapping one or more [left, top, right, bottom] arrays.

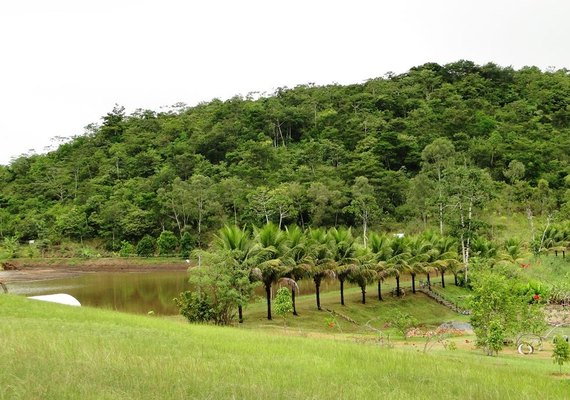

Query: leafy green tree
[[156, 230, 178, 255], [419, 138, 456, 234], [274, 287, 293, 327], [119, 241, 135, 257], [344, 177, 380, 248], [470, 271, 545, 356], [552, 335, 570, 373], [136, 235, 155, 257], [179, 232, 195, 258]]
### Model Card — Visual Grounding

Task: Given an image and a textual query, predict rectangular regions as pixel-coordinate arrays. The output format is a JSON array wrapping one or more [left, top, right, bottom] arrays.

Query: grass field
[[2, 294, 569, 399]]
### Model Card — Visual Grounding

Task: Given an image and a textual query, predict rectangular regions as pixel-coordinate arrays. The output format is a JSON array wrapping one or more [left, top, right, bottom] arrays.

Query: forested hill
[[1, 60, 569, 250]]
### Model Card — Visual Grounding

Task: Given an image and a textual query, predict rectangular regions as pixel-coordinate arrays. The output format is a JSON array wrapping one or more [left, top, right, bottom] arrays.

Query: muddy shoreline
[[0, 258, 190, 283]]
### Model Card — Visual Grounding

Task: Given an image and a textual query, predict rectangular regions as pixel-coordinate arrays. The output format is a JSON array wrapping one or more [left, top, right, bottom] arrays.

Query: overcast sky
[[1, 0, 569, 165]]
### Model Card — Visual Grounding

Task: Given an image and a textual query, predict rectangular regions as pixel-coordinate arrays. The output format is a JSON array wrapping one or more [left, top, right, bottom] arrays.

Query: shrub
[[391, 311, 418, 339], [179, 232, 195, 258], [136, 235, 155, 257], [552, 335, 570, 373], [156, 230, 178, 255], [174, 291, 214, 323], [119, 241, 135, 257], [274, 287, 293, 326]]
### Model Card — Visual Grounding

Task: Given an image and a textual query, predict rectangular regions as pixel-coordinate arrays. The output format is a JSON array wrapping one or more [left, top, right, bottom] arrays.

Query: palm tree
[[498, 237, 528, 265], [211, 224, 255, 323], [407, 235, 431, 294], [253, 223, 289, 320], [329, 227, 358, 306], [349, 248, 376, 304], [368, 232, 391, 301], [282, 225, 311, 315], [307, 227, 335, 311], [380, 235, 409, 297], [433, 236, 460, 288]]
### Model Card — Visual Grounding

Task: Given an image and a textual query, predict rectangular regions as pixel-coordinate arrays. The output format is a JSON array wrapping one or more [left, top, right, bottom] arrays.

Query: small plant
[[391, 311, 418, 339], [552, 335, 570, 373], [119, 241, 135, 257], [2, 236, 19, 259], [274, 287, 293, 327]]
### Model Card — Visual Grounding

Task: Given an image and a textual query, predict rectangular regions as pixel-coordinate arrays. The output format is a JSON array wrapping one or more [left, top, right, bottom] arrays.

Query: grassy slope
[[1, 295, 569, 400]]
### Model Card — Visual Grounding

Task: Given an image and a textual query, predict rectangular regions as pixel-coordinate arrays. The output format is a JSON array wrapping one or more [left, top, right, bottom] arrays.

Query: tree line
[[0, 60, 569, 254], [175, 222, 565, 324]]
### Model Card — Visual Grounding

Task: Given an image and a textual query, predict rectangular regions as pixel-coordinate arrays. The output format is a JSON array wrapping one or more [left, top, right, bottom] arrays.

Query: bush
[[136, 235, 155, 257], [156, 231, 178, 255], [119, 241, 135, 257], [179, 232, 195, 258], [174, 291, 214, 323], [552, 335, 570, 373], [391, 311, 418, 339], [274, 287, 293, 325]]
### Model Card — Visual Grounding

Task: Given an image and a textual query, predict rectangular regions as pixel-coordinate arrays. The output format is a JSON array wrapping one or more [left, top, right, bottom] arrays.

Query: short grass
[[2, 295, 569, 400], [240, 285, 467, 338]]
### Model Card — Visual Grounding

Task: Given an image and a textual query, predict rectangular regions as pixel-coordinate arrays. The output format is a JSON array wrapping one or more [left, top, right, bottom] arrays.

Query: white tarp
[[28, 293, 81, 307]]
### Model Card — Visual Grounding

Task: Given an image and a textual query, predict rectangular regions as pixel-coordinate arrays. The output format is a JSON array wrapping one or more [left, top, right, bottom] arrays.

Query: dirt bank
[[0, 258, 190, 283]]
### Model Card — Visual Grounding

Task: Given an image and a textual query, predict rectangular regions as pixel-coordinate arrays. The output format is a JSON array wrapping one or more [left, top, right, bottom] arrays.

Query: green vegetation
[[552, 335, 570, 373], [1, 295, 569, 399], [1, 61, 569, 260]]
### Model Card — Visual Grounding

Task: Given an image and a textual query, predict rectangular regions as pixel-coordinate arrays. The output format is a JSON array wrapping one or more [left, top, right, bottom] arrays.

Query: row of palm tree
[[204, 223, 471, 322]]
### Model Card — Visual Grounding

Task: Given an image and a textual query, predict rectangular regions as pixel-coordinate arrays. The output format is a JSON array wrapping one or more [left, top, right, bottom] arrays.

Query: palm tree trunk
[[378, 280, 383, 301], [316, 282, 322, 310], [340, 278, 345, 306], [427, 272, 431, 290], [292, 289, 298, 316], [441, 270, 446, 288], [396, 275, 401, 296], [265, 283, 272, 320], [238, 305, 243, 323], [454, 273, 458, 286], [411, 273, 416, 294], [361, 286, 366, 304]]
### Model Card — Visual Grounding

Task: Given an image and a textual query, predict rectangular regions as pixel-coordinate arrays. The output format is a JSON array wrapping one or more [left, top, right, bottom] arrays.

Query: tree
[[282, 225, 311, 315], [552, 335, 570, 373], [156, 230, 178, 255], [470, 271, 545, 356], [137, 235, 155, 257], [329, 227, 357, 305], [368, 232, 392, 301], [253, 223, 289, 320], [211, 225, 257, 323], [274, 287, 293, 327], [420, 138, 456, 234], [345, 177, 380, 248], [307, 227, 335, 310], [447, 163, 494, 284]]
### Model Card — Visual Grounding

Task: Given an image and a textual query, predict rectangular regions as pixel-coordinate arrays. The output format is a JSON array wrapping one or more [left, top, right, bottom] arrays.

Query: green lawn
[[1, 294, 569, 399]]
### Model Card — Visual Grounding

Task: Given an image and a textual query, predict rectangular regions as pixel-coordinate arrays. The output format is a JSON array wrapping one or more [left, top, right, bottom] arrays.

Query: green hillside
[[0, 60, 569, 254]]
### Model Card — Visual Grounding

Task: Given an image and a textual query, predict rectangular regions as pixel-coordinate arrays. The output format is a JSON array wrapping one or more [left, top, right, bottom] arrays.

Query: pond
[[7, 270, 347, 315]]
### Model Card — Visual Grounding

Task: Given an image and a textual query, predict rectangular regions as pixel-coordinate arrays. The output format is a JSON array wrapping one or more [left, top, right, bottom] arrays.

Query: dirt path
[[0, 258, 190, 283]]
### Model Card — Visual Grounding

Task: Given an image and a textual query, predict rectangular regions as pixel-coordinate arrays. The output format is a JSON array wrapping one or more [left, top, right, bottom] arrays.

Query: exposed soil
[[0, 258, 190, 283]]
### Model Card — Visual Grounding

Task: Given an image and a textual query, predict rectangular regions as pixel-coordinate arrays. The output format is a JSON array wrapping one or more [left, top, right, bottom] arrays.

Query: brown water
[[7, 271, 347, 315]]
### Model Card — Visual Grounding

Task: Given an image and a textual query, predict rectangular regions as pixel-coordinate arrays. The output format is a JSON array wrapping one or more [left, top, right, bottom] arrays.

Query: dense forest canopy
[[0, 60, 569, 250]]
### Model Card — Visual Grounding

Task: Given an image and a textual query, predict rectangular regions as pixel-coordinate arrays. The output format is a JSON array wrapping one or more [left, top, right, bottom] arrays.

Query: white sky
[[1, 0, 569, 165]]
